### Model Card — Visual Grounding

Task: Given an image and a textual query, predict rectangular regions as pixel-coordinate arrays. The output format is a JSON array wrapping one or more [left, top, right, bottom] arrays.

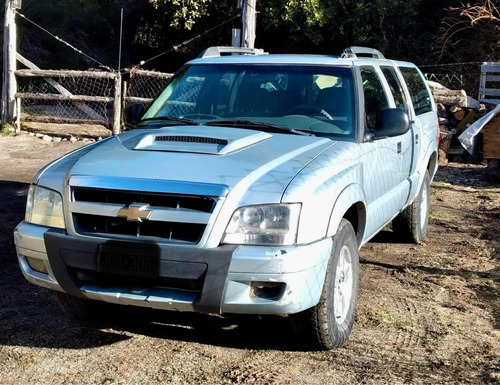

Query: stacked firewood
[[427, 81, 486, 165]]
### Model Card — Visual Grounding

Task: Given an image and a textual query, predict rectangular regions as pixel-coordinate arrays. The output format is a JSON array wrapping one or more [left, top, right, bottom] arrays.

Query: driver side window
[[360, 66, 388, 130]]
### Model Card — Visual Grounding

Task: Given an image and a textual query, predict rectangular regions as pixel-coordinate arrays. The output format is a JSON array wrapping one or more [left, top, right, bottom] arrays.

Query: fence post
[[1, 0, 17, 125], [121, 80, 128, 128], [15, 96, 20, 133], [112, 72, 122, 135]]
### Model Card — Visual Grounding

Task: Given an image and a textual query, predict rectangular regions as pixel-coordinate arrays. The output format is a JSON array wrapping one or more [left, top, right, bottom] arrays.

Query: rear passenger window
[[381, 66, 408, 113], [360, 66, 388, 129], [399, 67, 433, 115]]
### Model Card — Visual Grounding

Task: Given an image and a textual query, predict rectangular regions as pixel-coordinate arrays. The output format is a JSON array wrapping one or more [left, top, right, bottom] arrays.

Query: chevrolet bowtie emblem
[[117, 203, 153, 222]]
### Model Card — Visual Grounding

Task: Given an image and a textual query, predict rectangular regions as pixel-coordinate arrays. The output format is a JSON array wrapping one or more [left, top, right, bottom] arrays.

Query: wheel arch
[[427, 150, 438, 180], [326, 184, 366, 248]]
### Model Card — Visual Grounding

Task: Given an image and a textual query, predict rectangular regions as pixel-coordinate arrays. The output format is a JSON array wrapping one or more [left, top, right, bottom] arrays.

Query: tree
[[436, 0, 500, 63], [149, 0, 212, 30]]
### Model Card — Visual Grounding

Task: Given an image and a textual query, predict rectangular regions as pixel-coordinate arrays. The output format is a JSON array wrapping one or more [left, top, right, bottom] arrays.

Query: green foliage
[[264, 0, 326, 44], [149, 0, 211, 30], [8, 0, 495, 75], [1, 123, 14, 135]]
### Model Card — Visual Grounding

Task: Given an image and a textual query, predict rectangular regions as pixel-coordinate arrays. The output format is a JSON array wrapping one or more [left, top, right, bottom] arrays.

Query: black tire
[[54, 291, 105, 320], [393, 170, 431, 244], [290, 219, 359, 350]]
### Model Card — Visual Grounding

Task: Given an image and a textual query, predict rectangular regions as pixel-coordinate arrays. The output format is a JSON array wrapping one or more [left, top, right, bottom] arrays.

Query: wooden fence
[[15, 69, 122, 134], [14, 66, 172, 136]]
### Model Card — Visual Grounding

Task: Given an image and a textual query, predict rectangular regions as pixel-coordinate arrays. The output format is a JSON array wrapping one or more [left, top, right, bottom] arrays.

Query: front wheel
[[393, 170, 431, 244], [290, 219, 359, 350]]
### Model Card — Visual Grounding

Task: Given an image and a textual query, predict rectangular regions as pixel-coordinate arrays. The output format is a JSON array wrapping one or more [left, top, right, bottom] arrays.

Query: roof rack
[[198, 46, 267, 59], [341, 46, 385, 60]]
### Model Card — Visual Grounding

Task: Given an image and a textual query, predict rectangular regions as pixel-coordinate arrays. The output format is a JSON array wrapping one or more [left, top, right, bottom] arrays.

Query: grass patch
[[1, 123, 14, 135], [368, 309, 397, 326], [429, 210, 453, 221]]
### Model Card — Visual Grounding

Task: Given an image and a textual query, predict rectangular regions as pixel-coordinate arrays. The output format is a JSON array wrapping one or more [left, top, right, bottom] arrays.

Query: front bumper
[[14, 221, 332, 315]]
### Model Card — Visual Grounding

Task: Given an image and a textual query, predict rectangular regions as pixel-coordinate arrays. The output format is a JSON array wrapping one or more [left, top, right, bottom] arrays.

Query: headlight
[[25, 185, 65, 229], [223, 203, 301, 245]]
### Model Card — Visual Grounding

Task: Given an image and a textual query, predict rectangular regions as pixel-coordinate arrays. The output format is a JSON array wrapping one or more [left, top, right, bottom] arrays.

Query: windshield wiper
[[205, 120, 312, 136], [138, 116, 199, 126]]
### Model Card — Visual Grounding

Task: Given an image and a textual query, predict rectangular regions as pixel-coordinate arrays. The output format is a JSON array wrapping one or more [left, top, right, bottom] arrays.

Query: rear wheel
[[393, 170, 430, 244], [290, 219, 359, 350]]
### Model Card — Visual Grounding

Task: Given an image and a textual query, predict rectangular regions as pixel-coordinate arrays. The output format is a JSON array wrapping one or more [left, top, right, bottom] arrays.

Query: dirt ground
[[0, 133, 498, 384]]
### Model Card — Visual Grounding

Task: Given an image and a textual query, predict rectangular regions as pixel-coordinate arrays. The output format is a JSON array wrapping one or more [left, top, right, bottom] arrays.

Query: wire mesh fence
[[425, 73, 464, 90], [124, 69, 172, 109], [15, 68, 174, 134], [423, 64, 482, 100], [15, 70, 119, 129]]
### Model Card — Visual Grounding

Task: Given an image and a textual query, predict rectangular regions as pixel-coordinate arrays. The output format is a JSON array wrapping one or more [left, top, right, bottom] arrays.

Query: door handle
[[397, 142, 402, 154]]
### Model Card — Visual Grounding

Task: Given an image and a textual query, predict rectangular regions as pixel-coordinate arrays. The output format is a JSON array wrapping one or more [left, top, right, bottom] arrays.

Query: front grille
[[71, 187, 217, 243], [73, 214, 205, 243], [74, 188, 216, 213]]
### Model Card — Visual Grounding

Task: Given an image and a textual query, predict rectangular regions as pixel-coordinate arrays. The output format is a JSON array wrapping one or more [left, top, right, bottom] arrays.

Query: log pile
[[427, 81, 486, 165]]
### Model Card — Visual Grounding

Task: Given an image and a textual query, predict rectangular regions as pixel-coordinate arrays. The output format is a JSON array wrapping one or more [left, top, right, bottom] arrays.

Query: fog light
[[250, 281, 285, 300], [25, 256, 48, 274]]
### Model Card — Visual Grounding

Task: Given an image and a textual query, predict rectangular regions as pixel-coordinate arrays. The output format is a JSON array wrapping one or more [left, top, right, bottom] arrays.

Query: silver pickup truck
[[14, 46, 438, 349]]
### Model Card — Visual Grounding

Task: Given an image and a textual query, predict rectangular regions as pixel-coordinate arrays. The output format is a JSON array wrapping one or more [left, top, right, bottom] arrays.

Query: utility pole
[[241, 0, 256, 48], [2, 0, 18, 125]]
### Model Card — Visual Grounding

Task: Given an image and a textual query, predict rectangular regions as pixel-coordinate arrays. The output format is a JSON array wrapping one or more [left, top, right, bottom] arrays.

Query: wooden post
[[112, 73, 122, 135], [15, 96, 20, 133], [242, 0, 256, 48], [2, 0, 17, 125], [121, 80, 127, 128]]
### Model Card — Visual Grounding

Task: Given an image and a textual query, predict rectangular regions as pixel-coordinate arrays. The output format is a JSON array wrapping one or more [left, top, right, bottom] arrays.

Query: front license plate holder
[[97, 244, 159, 278]]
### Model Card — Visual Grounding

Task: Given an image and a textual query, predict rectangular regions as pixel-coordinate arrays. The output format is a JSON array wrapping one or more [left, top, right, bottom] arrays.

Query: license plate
[[98, 247, 158, 278]]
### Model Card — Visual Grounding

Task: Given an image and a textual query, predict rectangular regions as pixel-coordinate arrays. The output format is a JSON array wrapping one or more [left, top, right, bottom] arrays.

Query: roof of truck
[[188, 54, 416, 69]]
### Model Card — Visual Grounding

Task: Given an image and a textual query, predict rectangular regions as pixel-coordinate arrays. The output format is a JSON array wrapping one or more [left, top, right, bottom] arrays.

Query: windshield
[[143, 64, 355, 138]]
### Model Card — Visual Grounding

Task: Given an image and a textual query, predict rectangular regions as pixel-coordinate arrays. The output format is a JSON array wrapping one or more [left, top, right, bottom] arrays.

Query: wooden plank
[[479, 98, 500, 105], [131, 69, 173, 79], [112, 73, 121, 135], [15, 69, 117, 79], [483, 148, 500, 159], [485, 74, 500, 82], [1, 1, 17, 124], [126, 96, 153, 104], [21, 115, 108, 126], [481, 63, 500, 73], [16, 92, 113, 103], [479, 88, 500, 96], [483, 116, 500, 159]]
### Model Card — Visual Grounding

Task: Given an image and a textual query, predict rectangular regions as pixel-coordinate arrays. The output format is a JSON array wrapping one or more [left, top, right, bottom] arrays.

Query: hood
[[133, 127, 272, 155], [41, 125, 335, 204]]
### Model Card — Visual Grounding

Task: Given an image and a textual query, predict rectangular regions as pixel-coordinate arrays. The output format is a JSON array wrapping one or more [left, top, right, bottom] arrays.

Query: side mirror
[[123, 103, 145, 129], [374, 108, 410, 138]]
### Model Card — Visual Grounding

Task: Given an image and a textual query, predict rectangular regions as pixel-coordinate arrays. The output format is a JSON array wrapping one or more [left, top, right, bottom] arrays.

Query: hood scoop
[[133, 126, 272, 155], [155, 135, 228, 145]]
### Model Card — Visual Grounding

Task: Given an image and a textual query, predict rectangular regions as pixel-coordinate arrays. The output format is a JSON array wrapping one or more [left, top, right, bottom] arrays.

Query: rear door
[[399, 66, 436, 200], [380, 65, 416, 195], [358, 65, 412, 239]]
